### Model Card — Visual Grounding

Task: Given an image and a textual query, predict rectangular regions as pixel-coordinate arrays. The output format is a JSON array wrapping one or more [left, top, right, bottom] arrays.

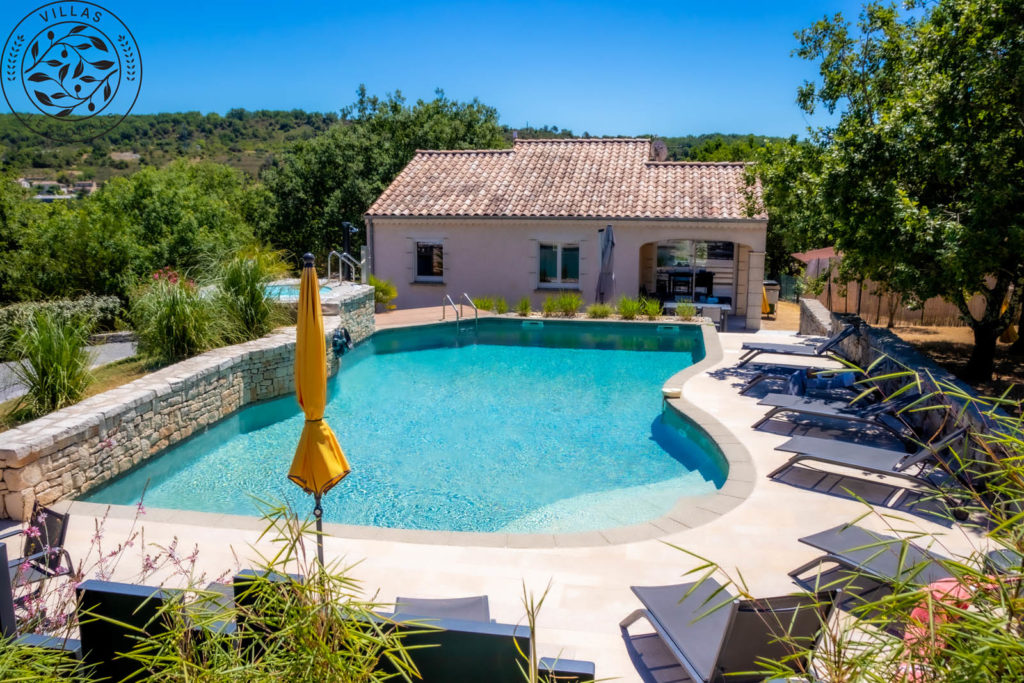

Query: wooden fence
[[811, 277, 987, 328]]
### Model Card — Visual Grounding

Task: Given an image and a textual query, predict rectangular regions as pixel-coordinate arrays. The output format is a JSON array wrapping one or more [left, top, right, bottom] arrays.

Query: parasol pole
[[313, 493, 325, 567]]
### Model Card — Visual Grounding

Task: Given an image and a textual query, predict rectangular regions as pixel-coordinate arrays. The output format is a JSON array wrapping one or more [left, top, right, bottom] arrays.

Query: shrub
[[586, 303, 613, 319], [541, 296, 558, 317], [675, 302, 697, 318], [617, 296, 642, 320], [8, 311, 94, 419], [555, 292, 582, 317], [124, 506, 420, 681], [0, 295, 121, 361], [368, 275, 398, 310], [215, 247, 289, 342], [515, 297, 532, 316], [641, 297, 662, 320], [132, 277, 220, 364], [493, 297, 508, 314], [471, 296, 495, 312]]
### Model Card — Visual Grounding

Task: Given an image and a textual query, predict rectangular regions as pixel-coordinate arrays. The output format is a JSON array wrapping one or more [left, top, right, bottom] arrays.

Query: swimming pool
[[265, 284, 332, 299], [84, 320, 728, 533]]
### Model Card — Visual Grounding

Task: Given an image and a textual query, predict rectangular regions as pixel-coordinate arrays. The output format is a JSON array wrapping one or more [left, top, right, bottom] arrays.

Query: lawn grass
[[0, 356, 155, 434]]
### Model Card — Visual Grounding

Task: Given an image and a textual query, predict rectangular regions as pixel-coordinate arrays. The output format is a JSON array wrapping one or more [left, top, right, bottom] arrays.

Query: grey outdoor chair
[[394, 594, 491, 622], [754, 392, 917, 439], [0, 543, 81, 655], [620, 578, 835, 683], [1, 504, 74, 594], [737, 324, 857, 368], [789, 524, 954, 590]]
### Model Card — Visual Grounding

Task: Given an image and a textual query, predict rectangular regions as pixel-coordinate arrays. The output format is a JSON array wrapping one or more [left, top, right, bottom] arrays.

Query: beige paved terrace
[[50, 324, 983, 681]]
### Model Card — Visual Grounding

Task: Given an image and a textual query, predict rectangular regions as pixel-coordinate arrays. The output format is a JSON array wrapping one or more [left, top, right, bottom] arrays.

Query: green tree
[[762, 0, 1024, 380], [262, 86, 506, 261], [8, 161, 258, 302]]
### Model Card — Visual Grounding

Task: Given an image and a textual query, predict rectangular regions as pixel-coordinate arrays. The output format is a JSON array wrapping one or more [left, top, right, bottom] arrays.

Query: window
[[706, 241, 735, 260], [415, 242, 443, 282], [538, 243, 579, 287]]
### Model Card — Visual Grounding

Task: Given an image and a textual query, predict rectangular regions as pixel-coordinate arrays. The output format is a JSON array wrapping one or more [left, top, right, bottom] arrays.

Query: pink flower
[[24, 525, 40, 539]]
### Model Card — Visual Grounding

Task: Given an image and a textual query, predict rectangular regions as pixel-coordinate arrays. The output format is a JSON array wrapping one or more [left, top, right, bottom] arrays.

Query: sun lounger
[[737, 324, 857, 368], [770, 427, 966, 484], [384, 594, 594, 682], [394, 594, 491, 621], [740, 366, 860, 396], [789, 524, 953, 589], [754, 392, 915, 439], [985, 548, 1022, 574], [620, 579, 834, 683]]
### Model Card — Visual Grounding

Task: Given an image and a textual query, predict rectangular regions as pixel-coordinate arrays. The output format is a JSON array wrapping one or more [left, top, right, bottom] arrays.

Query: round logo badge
[[2, 2, 141, 142]]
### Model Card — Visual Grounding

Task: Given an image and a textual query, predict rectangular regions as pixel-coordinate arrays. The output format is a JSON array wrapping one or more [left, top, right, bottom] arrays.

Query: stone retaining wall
[[0, 287, 374, 520], [798, 296, 993, 436]]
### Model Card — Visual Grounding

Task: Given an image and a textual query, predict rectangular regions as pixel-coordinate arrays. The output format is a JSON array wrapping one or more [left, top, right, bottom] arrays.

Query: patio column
[[745, 251, 765, 331]]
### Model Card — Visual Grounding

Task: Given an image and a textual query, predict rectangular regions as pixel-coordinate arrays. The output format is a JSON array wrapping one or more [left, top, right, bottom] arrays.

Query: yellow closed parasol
[[287, 253, 351, 565]]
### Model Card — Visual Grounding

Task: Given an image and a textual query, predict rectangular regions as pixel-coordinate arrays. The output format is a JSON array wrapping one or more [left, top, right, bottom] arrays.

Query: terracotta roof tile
[[366, 138, 765, 220]]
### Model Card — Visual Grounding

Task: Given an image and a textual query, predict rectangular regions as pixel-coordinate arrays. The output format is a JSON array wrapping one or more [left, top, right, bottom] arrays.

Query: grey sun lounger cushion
[[770, 427, 967, 482], [394, 595, 490, 622], [791, 524, 953, 587], [754, 392, 914, 438], [620, 579, 834, 683], [737, 324, 857, 368]]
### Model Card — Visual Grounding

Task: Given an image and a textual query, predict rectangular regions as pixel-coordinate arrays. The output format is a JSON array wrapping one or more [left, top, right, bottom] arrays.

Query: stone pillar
[[745, 251, 765, 331]]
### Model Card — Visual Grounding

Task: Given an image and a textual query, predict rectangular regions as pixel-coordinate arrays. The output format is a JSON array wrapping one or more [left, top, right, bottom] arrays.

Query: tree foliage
[[261, 87, 508, 261], [758, 0, 1024, 379], [1, 161, 260, 303]]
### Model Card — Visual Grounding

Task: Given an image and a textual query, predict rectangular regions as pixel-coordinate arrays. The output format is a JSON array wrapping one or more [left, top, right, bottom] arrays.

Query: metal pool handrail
[[442, 295, 460, 321], [460, 293, 479, 331], [327, 251, 342, 281]]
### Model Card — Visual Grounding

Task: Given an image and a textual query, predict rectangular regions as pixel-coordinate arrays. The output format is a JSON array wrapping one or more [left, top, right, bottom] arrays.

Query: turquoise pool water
[[84, 320, 727, 533], [265, 284, 332, 298]]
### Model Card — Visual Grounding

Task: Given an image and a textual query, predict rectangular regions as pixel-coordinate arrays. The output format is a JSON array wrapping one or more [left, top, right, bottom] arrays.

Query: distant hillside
[[0, 109, 785, 182], [0, 109, 339, 181]]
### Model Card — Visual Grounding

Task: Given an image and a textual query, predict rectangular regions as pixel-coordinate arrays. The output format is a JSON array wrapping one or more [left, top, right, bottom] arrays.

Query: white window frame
[[537, 242, 580, 289], [414, 240, 444, 283]]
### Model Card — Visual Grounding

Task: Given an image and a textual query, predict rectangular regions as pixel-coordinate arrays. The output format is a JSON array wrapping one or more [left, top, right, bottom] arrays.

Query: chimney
[[651, 139, 669, 162], [512, 130, 518, 140]]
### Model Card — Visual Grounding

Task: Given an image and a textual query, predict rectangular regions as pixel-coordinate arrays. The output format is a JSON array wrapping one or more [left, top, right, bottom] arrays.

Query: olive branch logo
[[22, 23, 119, 118], [117, 35, 135, 81], [6, 35, 23, 81]]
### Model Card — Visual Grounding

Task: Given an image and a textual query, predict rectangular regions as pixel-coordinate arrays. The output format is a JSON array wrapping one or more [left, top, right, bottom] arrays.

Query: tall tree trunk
[[966, 321, 999, 381]]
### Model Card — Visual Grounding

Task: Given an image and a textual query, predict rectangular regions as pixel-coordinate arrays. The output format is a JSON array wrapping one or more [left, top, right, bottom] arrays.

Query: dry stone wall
[[0, 287, 373, 521]]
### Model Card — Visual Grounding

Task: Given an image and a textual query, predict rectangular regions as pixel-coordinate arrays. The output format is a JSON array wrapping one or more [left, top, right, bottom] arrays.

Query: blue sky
[[2, 0, 867, 137]]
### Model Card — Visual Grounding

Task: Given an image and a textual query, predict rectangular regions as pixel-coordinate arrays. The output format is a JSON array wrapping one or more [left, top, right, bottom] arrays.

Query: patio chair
[[620, 578, 835, 683], [789, 524, 954, 591], [1, 504, 73, 594], [0, 543, 81, 655], [737, 324, 858, 368], [753, 392, 918, 439]]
